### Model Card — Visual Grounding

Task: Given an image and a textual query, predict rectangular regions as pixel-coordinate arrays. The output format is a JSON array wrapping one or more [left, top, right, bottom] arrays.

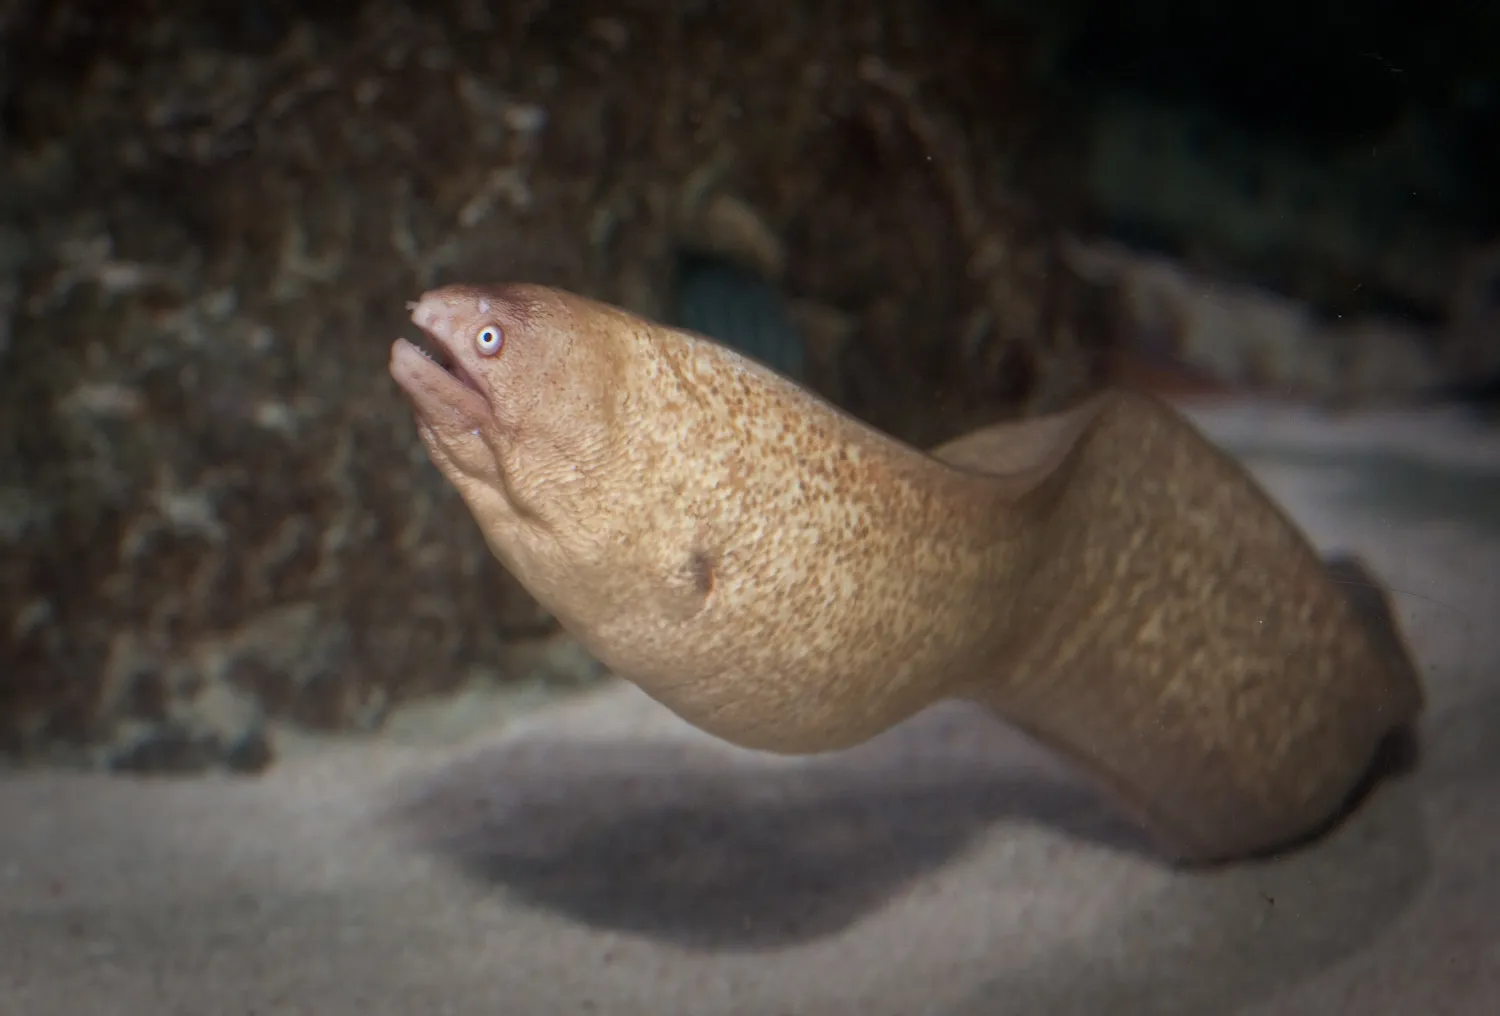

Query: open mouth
[[409, 324, 486, 397]]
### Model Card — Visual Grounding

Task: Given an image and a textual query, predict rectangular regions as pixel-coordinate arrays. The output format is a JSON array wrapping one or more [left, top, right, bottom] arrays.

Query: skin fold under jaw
[[388, 281, 1425, 866]]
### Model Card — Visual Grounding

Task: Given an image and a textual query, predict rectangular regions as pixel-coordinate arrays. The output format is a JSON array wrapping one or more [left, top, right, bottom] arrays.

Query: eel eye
[[475, 325, 504, 356]]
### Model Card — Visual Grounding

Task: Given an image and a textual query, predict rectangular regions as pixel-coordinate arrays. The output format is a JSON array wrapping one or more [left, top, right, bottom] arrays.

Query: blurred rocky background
[[1, 0, 1494, 773]]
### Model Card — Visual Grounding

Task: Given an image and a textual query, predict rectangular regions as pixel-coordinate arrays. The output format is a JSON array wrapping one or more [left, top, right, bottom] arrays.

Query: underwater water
[[673, 252, 807, 381], [1, 1, 1496, 1013]]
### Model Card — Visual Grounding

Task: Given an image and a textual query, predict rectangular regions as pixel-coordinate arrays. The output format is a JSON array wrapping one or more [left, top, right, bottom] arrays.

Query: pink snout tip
[[409, 293, 454, 340]]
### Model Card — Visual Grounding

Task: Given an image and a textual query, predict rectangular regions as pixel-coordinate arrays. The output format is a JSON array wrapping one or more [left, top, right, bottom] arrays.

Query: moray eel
[[388, 282, 1424, 864]]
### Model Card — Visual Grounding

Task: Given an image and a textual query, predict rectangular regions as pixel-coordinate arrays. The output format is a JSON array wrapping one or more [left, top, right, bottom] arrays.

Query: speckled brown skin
[[389, 283, 1424, 863]]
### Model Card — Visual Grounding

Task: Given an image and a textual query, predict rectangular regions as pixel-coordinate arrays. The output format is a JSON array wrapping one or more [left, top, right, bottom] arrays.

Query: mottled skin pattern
[[389, 283, 1424, 863]]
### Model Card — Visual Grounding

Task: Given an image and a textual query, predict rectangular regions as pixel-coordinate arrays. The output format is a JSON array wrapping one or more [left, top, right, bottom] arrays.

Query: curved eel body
[[388, 282, 1423, 864]]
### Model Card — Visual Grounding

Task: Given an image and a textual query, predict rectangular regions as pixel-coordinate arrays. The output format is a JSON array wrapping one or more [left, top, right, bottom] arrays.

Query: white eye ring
[[475, 325, 504, 356]]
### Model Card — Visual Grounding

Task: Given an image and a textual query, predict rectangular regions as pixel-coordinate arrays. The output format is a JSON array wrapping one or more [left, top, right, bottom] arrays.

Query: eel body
[[388, 282, 1424, 864]]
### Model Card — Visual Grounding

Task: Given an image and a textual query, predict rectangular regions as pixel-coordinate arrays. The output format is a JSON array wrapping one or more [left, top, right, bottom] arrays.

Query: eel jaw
[[408, 308, 490, 398], [390, 292, 492, 425], [388, 336, 497, 487], [389, 336, 489, 424]]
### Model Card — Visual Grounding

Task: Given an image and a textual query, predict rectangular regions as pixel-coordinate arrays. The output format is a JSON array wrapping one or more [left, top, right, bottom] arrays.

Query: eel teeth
[[413, 333, 454, 371]]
